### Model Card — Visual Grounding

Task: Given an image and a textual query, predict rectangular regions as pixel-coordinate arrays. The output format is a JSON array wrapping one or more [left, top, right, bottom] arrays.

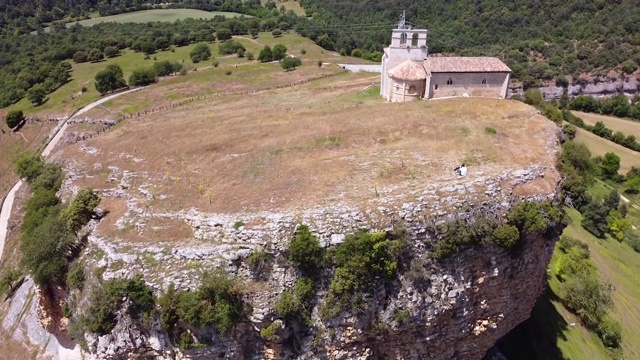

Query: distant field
[[42, 9, 245, 32], [562, 207, 640, 360], [261, 0, 306, 15], [573, 111, 640, 140], [571, 125, 640, 174]]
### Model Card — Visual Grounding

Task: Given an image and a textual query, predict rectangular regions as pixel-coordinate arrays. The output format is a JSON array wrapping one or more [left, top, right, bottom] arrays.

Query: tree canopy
[[95, 64, 126, 94]]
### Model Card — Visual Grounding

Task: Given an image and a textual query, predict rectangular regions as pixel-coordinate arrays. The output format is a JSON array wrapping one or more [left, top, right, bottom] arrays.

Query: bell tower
[[388, 11, 428, 61]]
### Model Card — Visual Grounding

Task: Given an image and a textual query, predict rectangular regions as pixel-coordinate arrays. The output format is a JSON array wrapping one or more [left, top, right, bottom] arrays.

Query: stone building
[[380, 23, 511, 102]]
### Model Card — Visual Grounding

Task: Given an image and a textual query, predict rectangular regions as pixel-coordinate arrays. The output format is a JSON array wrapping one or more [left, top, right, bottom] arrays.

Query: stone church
[[380, 22, 511, 102]]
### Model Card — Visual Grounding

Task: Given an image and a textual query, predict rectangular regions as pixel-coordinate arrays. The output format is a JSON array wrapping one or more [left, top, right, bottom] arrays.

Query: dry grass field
[[573, 111, 640, 139], [0, 121, 57, 199], [61, 73, 558, 217], [572, 125, 640, 174]]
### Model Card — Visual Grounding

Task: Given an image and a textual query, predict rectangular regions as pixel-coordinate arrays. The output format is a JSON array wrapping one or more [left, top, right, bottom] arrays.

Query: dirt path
[[0, 87, 143, 259]]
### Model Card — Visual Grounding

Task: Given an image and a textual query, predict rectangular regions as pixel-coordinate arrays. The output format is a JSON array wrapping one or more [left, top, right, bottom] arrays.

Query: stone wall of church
[[390, 78, 424, 102], [426, 72, 509, 99]]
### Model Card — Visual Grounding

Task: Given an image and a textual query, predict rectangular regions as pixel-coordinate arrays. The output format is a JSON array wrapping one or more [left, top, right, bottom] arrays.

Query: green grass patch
[[43, 9, 246, 32]]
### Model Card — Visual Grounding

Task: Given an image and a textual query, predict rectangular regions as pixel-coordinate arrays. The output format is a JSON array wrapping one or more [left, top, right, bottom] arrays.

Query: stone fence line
[[64, 70, 350, 145]]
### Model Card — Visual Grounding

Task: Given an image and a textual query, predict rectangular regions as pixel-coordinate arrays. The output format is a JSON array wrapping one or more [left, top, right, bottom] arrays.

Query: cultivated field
[[572, 126, 640, 174], [573, 111, 640, 139], [261, 0, 306, 15], [45, 9, 246, 32]]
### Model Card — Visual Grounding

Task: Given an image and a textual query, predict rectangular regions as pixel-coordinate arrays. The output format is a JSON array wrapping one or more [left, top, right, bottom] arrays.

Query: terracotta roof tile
[[424, 57, 511, 73], [388, 59, 428, 80]]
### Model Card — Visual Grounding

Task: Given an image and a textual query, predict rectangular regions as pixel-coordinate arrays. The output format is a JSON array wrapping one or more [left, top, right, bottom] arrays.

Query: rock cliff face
[[76, 194, 561, 360]]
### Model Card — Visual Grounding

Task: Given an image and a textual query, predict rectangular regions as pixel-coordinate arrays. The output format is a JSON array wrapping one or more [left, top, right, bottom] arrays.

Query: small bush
[[213, 60, 219, 67], [128, 67, 157, 86], [490, 225, 520, 248], [393, 308, 410, 325], [300, 49, 307, 55], [246, 250, 270, 272], [0, 268, 20, 296], [260, 321, 282, 341], [597, 316, 622, 348], [246, 52, 254, 60], [318, 60, 323, 67], [67, 262, 85, 290], [484, 127, 496, 135], [233, 220, 245, 229], [225, 70, 232, 75], [5, 110, 24, 129], [281, 57, 302, 71], [219, 40, 245, 56], [190, 43, 211, 63], [177, 331, 194, 350]]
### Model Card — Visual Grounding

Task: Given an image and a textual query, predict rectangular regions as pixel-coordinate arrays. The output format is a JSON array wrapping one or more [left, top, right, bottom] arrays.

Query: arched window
[[400, 32, 407, 45], [435, 84, 438, 90], [411, 33, 419, 46], [447, 78, 453, 85], [482, 78, 487, 85]]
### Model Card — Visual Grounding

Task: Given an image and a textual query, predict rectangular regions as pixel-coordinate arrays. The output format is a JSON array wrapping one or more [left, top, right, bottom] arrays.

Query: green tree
[[104, 46, 119, 58], [87, 48, 104, 62], [288, 224, 325, 275], [14, 152, 44, 182], [95, 64, 126, 95], [216, 28, 233, 42], [250, 28, 259, 38], [73, 50, 88, 63], [190, 43, 211, 63], [272, 44, 287, 61], [5, 110, 24, 129], [61, 188, 101, 233], [600, 152, 620, 179], [21, 215, 74, 286], [281, 56, 302, 71], [604, 189, 620, 211], [581, 200, 610, 238], [272, 29, 282, 37], [129, 67, 157, 86], [27, 84, 46, 105], [258, 45, 273, 62]]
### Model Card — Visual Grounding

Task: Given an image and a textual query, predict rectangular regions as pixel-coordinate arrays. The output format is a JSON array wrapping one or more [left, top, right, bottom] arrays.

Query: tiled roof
[[424, 57, 511, 73], [388, 59, 428, 80]]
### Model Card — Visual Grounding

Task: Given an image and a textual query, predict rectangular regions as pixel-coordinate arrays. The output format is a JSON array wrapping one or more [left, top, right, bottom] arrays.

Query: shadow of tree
[[490, 285, 570, 360]]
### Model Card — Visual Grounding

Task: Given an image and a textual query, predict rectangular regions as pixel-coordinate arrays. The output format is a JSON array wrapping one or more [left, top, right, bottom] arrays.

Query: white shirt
[[459, 166, 467, 176]]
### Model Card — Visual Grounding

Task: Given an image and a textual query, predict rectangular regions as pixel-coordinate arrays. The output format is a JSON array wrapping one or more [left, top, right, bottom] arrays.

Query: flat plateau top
[[61, 75, 559, 221]]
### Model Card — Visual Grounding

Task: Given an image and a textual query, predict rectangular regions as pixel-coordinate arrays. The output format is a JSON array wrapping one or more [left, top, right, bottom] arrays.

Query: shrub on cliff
[[490, 225, 520, 248], [322, 230, 404, 318], [288, 224, 325, 276], [175, 271, 245, 333], [275, 276, 314, 322], [61, 189, 101, 233], [82, 276, 156, 335]]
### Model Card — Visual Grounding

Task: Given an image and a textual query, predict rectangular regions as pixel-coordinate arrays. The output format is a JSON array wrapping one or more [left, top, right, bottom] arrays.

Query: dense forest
[[295, 0, 640, 87], [0, 2, 296, 108], [0, 1, 267, 32]]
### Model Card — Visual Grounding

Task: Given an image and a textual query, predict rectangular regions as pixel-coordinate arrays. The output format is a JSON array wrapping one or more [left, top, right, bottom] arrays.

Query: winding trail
[[0, 88, 142, 259]]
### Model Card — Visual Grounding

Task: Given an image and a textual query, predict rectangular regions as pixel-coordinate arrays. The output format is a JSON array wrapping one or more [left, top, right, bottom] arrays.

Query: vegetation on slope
[[0, 6, 298, 109], [295, 0, 640, 86]]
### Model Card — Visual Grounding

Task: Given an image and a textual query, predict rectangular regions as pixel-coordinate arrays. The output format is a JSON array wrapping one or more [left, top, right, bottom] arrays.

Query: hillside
[[0, 54, 563, 358], [296, 0, 640, 86]]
